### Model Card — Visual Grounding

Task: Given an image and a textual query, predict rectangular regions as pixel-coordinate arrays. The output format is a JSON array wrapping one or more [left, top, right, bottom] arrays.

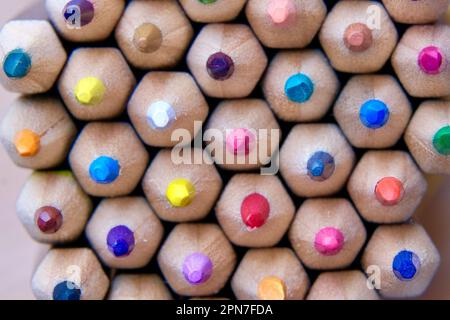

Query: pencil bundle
[[1, 0, 449, 300]]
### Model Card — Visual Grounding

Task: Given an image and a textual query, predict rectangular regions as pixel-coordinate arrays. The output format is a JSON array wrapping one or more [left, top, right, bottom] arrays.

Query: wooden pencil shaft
[[17, 171, 92, 244], [0, 20, 67, 94], [115, 0, 193, 69], [0, 95, 77, 170], [46, 0, 125, 42], [142, 149, 222, 222]]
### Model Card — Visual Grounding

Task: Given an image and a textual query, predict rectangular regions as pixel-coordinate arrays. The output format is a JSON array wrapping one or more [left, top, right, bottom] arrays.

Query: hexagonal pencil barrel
[[32, 248, 109, 300], [0, 20, 67, 94], [157, 223, 237, 297], [187, 24, 268, 98], [17, 171, 92, 244], [127, 72, 209, 148], [262, 50, 339, 122], [231, 248, 310, 300], [0, 95, 77, 170], [361, 222, 440, 299], [108, 274, 172, 300], [391, 24, 450, 98], [45, 0, 125, 42], [69, 122, 149, 197], [333, 75, 412, 149], [142, 148, 222, 222], [58, 48, 136, 121], [381, 0, 449, 24], [289, 198, 367, 270], [307, 270, 379, 300], [348, 151, 427, 224], [280, 124, 355, 197], [115, 0, 193, 69], [205, 99, 280, 171], [319, 1, 398, 73], [86, 196, 164, 269], [215, 174, 295, 247], [179, 0, 247, 23], [246, 0, 326, 49], [405, 100, 450, 175]]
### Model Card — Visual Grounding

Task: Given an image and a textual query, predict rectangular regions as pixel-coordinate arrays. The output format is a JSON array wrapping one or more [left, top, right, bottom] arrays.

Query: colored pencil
[[0, 96, 77, 170], [32, 248, 109, 300], [231, 248, 309, 300], [187, 23, 268, 98], [4, 0, 450, 302], [45, 0, 126, 42], [404, 100, 450, 175], [319, 0, 398, 73], [262, 49, 339, 122], [307, 270, 379, 300], [348, 151, 427, 224], [246, 0, 327, 48], [205, 99, 280, 171], [127, 72, 209, 147], [86, 197, 164, 269], [69, 122, 149, 197], [391, 24, 450, 98], [289, 198, 366, 270], [16, 170, 92, 243], [115, 0, 193, 69], [142, 148, 222, 222], [157, 223, 236, 297], [215, 174, 295, 247], [279, 124, 355, 197], [381, 0, 449, 24], [361, 222, 440, 298], [58, 48, 136, 120], [334, 74, 412, 149], [0, 20, 67, 94], [179, 0, 247, 23], [108, 274, 173, 300]]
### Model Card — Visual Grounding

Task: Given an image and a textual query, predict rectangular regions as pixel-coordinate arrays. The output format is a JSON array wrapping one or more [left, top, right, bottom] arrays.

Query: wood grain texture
[[216, 174, 295, 247], [157, 223, 236, 297], [116, 0, 193, 69], [348, 151, 427, 224], [361, 223, 440, 299], [86, 197, 164, 269], [58, 48, 136, 120], [205, 99, 280, 171], [231, 248, 309, 300], [392, 25, 450, 98], [382, 0, 448, 24], [142, 148, 222, 222], [32, 248, 109, 300], [17, 171, 92, 243], [280, 124, 355, 197], [46, 0, 125, 42], [246, 0, 326, 48], [0, 95, 77, 169], [69, 122, 149, 197], [128, 72, 209, 147], [289, 198, 366, 270], [307, 270, 379, 300], [334, 75, 412, 148], [263, 50, 339, 122], [187, 24, 267, 98], [0, 20, 66, 94], [180, 0, 247, 23], [405, 100, 450, 175], [319, 0, 397, 73], [108, 274, 172, 300]]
